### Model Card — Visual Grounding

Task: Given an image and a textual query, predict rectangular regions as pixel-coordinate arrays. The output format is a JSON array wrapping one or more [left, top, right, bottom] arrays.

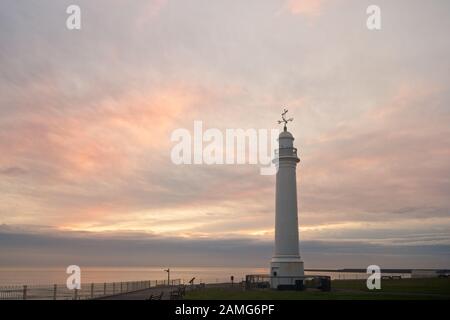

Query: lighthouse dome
[[279, 130, 294, 139], [278, 130, 294, 148]]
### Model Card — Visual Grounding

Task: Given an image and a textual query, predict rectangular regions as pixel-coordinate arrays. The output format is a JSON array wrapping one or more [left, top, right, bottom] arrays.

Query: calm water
[[0, 267, 266, 286], [0, 267, 411, 286]]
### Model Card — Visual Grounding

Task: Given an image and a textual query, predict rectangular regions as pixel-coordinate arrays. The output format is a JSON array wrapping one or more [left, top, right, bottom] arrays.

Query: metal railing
[[274, 147, 298, 158], [0, 279, 181, 300]]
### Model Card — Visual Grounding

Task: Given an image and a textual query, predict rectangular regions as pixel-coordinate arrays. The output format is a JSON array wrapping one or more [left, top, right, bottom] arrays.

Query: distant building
[[411, 269, 449, 278]]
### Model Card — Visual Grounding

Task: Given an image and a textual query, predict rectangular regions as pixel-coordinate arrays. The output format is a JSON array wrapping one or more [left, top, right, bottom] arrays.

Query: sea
[[0, 266, 411, 287]]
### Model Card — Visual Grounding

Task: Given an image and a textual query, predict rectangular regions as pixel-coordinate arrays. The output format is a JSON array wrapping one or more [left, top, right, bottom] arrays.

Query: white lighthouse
[[270, 109, 304, 289]]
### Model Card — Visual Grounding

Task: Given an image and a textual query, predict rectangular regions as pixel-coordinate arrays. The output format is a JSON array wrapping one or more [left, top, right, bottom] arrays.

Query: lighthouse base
[[270, 256, 304, 289]]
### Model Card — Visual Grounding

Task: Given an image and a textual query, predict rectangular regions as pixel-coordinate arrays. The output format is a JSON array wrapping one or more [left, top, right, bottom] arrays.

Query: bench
[[170, 286, 186, 300], [147, 292, 164, 300]]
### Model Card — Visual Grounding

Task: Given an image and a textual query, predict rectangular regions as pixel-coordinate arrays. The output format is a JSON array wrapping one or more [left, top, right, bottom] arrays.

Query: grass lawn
[[185, 278, 450, 300]]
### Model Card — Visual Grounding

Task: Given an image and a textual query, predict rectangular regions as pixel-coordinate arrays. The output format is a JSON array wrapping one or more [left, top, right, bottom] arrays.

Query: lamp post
[[164, 268, 170, 286]]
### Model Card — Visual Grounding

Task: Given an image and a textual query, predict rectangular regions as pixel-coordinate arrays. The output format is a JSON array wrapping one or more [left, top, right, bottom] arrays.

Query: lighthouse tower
[[270, 109, 304, 289]]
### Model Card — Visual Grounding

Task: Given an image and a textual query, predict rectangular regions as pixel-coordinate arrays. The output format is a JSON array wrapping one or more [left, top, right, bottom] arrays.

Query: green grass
[[332, 278, 450, 295], [185, 278, 450, 300]]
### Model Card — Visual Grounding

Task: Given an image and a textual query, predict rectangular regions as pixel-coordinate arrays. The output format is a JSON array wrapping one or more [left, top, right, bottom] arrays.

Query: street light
[[164, 268, 170, 285]]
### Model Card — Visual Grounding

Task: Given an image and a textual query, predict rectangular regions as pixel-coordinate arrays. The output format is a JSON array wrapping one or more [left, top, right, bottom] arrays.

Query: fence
[[245, 274, 331, 291], [0, 279, 181, 300]]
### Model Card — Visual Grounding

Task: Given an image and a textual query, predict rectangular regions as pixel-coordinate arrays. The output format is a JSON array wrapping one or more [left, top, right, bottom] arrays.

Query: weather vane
[[277, 108, 293, 131]]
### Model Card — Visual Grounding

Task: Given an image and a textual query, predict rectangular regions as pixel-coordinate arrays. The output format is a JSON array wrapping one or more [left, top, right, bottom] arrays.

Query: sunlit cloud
[[286, 0, 325, 17]]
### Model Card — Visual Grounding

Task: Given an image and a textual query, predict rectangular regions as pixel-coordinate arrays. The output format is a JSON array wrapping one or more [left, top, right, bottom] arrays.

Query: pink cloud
[[287, 0, 324, 17], [134, 0, 168, 31], [0, 84, 203, 183]]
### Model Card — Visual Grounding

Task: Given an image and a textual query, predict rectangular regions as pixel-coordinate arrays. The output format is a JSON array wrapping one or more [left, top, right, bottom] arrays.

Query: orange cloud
[[287, 0, 324, 17], [1, 85, 202, 183], [369, 82, 441, 122]]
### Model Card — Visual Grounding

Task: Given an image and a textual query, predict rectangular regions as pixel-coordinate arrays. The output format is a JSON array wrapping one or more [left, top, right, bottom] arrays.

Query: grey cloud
[[1, 227, 449, 268], [0, 167, 28, 176]]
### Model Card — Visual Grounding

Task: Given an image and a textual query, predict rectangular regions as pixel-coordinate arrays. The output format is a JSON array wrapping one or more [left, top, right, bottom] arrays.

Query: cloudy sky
[[1, 0, 449, 268]]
